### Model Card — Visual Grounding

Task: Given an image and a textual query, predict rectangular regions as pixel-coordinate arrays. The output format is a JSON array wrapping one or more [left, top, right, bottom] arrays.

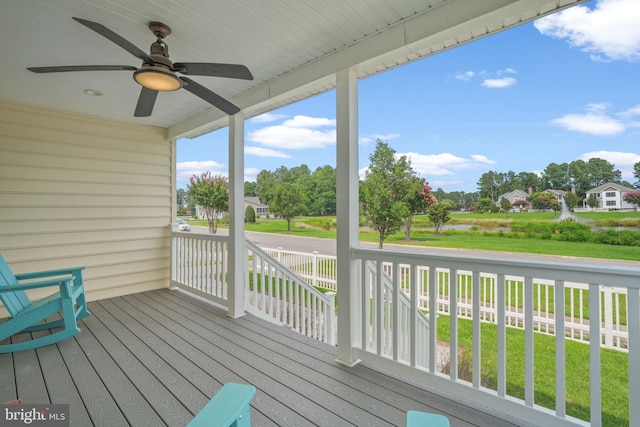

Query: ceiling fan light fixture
[[133, 66, 182, 91]]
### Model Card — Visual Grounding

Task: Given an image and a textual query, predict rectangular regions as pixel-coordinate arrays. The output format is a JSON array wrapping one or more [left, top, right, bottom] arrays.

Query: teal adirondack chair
[[188, 383, 257, 427], [0, 254, 90, 353]]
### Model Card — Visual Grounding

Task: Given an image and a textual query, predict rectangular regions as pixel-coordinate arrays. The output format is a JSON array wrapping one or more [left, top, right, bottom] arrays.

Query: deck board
[[1, 289, 518, 426]]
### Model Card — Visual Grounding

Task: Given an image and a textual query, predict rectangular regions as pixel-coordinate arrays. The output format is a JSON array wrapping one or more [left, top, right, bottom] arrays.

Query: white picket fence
[[261, 246, 630, 351]]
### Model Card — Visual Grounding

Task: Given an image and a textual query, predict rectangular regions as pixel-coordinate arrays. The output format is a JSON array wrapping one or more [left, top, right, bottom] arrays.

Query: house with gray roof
[[585, 182, 636, 210], [496, 189, 529, 211]]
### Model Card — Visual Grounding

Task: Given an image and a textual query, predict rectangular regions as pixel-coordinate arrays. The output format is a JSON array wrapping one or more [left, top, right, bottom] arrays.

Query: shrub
[[593, 229, 640, 246], [554, 222, 591, 242], [245, 205, 256, 223]]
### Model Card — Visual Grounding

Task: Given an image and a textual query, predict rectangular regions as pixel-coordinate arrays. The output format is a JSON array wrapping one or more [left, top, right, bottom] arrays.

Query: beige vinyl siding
[[0, 100, 173, 304]]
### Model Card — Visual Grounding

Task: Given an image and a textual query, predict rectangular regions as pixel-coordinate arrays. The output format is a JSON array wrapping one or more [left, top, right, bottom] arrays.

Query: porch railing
[[261, 246, 631, 352], [171, 231, 229, 307], [170, 231, 336, 345], [245, 241, 336, 345], [351, 247, 640, 427]]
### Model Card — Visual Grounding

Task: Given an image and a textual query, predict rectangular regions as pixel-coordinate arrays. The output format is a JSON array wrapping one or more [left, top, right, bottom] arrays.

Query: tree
[[587, 193, 599, 209], [177, 188, 190, 215], [550, 199, 561, 216], [187, 172, 228, 234], [474, 198, 494, 213], [361, 140, 414, 249], [633, 161, 640, 189], [499, 197, 512, 214], [585, 157, 621, 187], [542, 162, 570, 190], [568, 159, 590, 197], [477, 171, 500, 201], [512, 199, 529, 211], [527, 191, 556, 211], [428, 203, 450, 235], [256, 169, 277, 205], [310, 165, 337, 216], [563, 192, 581, 210], [271, 182, 307, 231], [516, 171, 541, 193], [403, 179, 435, 240], [623, 191, 640, 211], [244, 181, 257, 197]]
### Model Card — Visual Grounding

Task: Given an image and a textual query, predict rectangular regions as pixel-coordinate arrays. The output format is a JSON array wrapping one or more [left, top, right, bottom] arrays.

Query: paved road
[[190, 225, 640, 267]]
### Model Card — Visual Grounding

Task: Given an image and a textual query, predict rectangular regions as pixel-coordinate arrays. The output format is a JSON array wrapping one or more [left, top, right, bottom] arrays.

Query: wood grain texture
[[1, 289, 518, 427]]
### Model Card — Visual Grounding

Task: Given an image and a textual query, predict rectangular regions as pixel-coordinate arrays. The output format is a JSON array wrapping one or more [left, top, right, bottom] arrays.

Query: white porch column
[[335, 68, 361, 366], [228, 111, 246, 318]]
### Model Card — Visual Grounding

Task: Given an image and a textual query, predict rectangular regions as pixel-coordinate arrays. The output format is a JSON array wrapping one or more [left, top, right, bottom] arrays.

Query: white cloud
[[552, 102, 640, 135], [245, 146, 292, 158], [282, 115, 336, 128], [248, 115, 336, 149], [578, 150, 640, 179], [469, 154, 498, 165], [177, 162, 268, 185], [399, 152, 497, 177], [552, 112, 625, 135], [244, 167, 260, 182], [618, 104, 640, 119], [249, 112, 287, 123], [177, 160, 226, 183], [534, 0, 640, 62], [429, 179, 466, 189], [359, 133, 400, 145], [482, 77, 517, 88], [454, 71, 475, 81]]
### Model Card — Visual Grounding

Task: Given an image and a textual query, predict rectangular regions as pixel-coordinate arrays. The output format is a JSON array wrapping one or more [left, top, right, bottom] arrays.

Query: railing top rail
[[352, 247, 640, 288], [245, 239, 335, 301], [171, 231, 230, 243]]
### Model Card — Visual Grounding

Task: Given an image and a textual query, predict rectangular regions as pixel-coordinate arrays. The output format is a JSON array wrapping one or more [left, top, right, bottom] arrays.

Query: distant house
[[544, 189, 566, 201], [195, 197, 269, 219], [585, 182, 636, 210], [497, 189, 529, 205], [244, 197, 269, 218], [496, 189, 529, 211]]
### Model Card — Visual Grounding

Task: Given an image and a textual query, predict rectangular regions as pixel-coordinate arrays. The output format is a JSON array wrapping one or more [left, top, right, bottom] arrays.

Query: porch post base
[[335, 357, 361, 367], [226, 311, 246, 319]]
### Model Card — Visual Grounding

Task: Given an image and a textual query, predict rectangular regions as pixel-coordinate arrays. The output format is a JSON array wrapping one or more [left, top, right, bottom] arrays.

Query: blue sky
[[177, 0, 640, 193]]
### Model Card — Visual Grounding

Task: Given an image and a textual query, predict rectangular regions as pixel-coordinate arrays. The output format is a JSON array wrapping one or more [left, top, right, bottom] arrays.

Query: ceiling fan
[[27, 17, 253, 117]]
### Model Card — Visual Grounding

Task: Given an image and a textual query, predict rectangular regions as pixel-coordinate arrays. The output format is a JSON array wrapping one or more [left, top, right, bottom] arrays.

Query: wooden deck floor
[[1, 289, 517, 427]]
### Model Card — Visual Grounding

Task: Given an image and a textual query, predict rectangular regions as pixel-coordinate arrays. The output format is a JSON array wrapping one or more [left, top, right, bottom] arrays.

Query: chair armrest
[[188, 383, 256, 427], [0, 276, 75, 293], [15, 266, 85, 281]]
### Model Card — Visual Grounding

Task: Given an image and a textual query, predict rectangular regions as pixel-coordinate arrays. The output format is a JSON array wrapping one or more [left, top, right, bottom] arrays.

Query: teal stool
[[407, 410, 450, 427]]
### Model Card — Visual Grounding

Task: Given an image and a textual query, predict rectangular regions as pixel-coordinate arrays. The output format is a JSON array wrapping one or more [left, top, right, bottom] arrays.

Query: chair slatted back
[[0, 254, 32, 317]]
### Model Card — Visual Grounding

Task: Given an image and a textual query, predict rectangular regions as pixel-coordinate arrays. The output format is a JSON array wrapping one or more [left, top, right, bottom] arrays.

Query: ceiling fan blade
[[27, 65, 137, 73], [134, 87, 158, 117], [72, 17, 155, 64], [173, 63, 253, 80], [180, 77, 240, 115]]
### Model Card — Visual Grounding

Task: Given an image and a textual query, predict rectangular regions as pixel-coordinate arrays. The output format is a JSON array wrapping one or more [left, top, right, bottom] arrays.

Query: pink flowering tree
[[187, 172, 228, 234], [623, 191, 640, 211], [403, 179, 436, 240]]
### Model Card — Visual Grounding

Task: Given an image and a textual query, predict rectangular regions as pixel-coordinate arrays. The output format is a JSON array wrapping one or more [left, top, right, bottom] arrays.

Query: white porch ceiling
[[0, 0, 586, 139]]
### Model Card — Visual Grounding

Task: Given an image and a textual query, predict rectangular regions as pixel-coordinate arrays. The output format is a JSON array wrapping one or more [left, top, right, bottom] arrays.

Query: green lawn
[[193, 214, 640, 261], [437, 316, 629, 426]]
